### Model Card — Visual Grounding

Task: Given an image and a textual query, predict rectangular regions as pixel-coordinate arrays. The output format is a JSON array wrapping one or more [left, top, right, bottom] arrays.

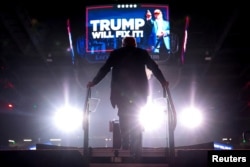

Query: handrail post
[[83, 88, 91, 167], [163, 86, 176, 167]]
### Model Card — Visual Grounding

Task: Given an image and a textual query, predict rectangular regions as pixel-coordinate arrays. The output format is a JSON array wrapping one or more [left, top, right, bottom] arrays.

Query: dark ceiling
[[0, 0, 249, 142]]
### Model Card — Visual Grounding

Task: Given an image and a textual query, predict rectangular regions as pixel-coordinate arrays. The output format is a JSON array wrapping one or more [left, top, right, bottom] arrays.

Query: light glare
[[179, 107, 203, 129], [54, 106, 82, 133], [139, 101, 166, 131]]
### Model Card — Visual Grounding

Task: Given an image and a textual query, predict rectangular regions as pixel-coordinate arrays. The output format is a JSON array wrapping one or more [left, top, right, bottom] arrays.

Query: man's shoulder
[[135, 47, 149, 53], [111, 47, 124, 53]]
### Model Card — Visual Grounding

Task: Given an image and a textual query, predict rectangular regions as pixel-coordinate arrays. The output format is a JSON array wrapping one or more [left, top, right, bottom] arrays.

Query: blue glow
[[214, 142, 233, 150]]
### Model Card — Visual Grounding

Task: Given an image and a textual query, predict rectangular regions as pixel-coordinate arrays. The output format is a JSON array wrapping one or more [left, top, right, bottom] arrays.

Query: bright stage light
[[54, 105, 82, 133], [179, 107, 203, 129], [139, 98, 167, 131]]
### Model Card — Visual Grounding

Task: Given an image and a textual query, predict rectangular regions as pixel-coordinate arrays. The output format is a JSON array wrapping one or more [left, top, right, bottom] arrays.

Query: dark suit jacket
[[91, 46, 167, 108]]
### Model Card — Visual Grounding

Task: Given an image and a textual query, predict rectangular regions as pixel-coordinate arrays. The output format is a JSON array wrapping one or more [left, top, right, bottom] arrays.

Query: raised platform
[[34, 143, 209, 166], [0, 148, 209, 167], [3, 142, 236, 167]]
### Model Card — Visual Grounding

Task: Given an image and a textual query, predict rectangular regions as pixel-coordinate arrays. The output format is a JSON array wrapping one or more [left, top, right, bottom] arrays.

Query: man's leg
[[119, 114, 131, 150], [130, 115, 142, 160], [117, 103, 143, 161]]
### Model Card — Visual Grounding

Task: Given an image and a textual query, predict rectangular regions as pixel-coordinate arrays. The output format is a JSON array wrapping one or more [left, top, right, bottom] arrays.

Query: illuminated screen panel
[[84, 3, 171, 63]]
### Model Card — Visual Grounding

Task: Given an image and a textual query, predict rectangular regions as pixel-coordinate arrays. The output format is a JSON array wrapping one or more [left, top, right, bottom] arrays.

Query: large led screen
[[83, 3, 171, 63]]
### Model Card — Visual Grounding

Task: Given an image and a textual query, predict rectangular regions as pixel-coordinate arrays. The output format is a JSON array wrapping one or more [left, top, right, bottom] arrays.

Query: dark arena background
[[0, 0, 249, 166]]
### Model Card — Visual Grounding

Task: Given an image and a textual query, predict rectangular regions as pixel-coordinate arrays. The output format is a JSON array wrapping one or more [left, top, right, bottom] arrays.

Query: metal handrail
[[83, 88, 91, 166], [83, 87, 176, 166], [163, 86, 177, 167]]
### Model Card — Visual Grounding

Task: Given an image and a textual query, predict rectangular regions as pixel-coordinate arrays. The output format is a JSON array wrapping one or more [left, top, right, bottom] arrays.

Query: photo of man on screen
[[147, 9, 171, 54]]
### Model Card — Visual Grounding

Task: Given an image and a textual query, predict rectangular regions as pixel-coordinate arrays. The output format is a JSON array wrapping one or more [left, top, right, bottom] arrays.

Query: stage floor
[[2, 142, 250, 166], [34, 144, 209, 166], [0, 147, 209, 167], [1, 143, 221, 167]]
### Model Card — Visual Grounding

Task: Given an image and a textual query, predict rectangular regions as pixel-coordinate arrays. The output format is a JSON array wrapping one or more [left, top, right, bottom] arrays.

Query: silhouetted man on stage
[[87, 36, 169, 160]]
